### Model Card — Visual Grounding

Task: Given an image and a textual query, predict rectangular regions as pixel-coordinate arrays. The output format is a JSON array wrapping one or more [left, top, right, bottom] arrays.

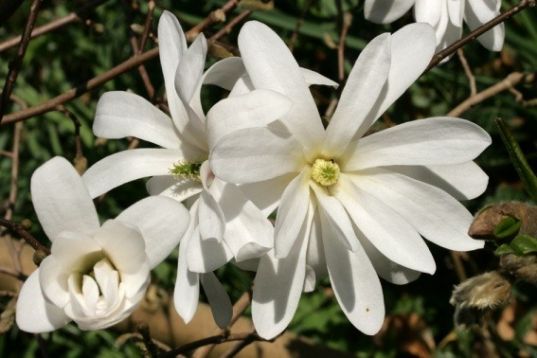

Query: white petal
[[274, 170, 310, 258], [94, 91, 182, 149], [388, 161, 488, 200], [345, 117, 492, 171], [336, 175, 436, 274], [321, 212, 385, 335], [364, 0, 415, 24], [175, 34, 207, 106], [324, 33, 391, 156], [356, 169, 485, 251], [465, 0, 504, 51], [146, 175, 203, 201], [198, 190, 225, 242], [16, 270, 70, 333], [83, 149, 181, 198], [306, 209, 326, 279], [93, 259, 120, 306], [93, 220, 150, 297], [303, 266, 317, 293], [201, 273, 232, 328], [31, 157, 99, 241], [216, 180, 274, 262], [207, 89, 292, 149], [210, 126, 304, 184], [356, 228, 421, 285], [116, 196, 190, 268], [447, 0, 464, 27], [238, 174, 296, 217], [202, 57, 245, 90], [238, 21, 324, 153], [187, 225, 233, 273], [414, 0, 442, 26], [352, 23, 436, 138], [252, 213, 311, 340], [301, 68, 338, 88], [437, 14, 463, 52], [157, 11, 190, 132], [312, 185, 359, 252], [82, 275, 99, 315], [174, 227, 200, 323]]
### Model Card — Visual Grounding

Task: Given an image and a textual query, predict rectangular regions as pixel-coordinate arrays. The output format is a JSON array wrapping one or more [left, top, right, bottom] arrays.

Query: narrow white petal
[[202, 57, 245, 90], [303, 266, 317, 293], [274, 170, 310, 258], [82, 275, 99, 314], [345, 117, 492, 171], [146, 175, 203, 202], [312, 184, 359, 252], [174, 223, 200, 323], [324, 33, 391, 156], [238, 174, 295, 217], [306, 209, 326, 279], [465, 0, 504, 51], [301, 68, 338, 88], [414, 0, 442, 26], [94, 91, 181, 149], [238, 21, 324, 152], [252, 212, 311, 339], [210, 126, 304, 184], [356, 228, 421, 285], [216, 180, 274, 262], [16, 270, 70, 333], [447, 0, 464, 27], [207, 89, 292, 149], [187, 226, 233, 273], [116, 196, 190, 268], [364, 0, 415, 24], [31, 157, 99, 241], [201, 273, 233, 328], [356, 169, 485, 251], [388, 161, 488, 200], [198, 190, 225, 242], [83, 149, 181, 198], [336, 176, 436, 274], [352, 23, 436, 138], [321, 212, 385, 335]]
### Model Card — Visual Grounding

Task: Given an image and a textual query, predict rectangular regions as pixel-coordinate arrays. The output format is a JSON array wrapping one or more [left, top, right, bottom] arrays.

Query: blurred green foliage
[[0, 0, 536, 356]]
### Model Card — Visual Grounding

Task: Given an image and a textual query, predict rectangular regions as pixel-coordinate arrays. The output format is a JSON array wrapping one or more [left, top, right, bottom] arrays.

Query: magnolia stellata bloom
[[209, 21, 491, 339], [364, 0, 504, 52], [82, 11, 275, 328], [16, 157, 189, 333]]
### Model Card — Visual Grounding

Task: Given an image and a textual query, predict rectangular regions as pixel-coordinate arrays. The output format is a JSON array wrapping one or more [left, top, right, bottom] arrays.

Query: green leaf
[[495, 243, 515, 256], [493, 216, 522, 239], [510, 234, 537, 255], [495, 118, 537, 202]]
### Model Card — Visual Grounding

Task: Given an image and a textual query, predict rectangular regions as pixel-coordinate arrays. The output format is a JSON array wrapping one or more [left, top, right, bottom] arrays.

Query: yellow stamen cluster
[[311, 158, 340, 187]]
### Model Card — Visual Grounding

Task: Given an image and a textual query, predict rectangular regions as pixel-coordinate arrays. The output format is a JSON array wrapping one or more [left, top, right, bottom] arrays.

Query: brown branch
[[0, 218, 50, 256], [337, 11, 353, 82], [0, 0, 109, 53], [160, 332, 265, 358], [193, 290, 252, 358], [426, 0, 536, 71], [0, 0, 43, 123], [209, 10, 252, 42], [1, 0, 241, 126], [288, 0, 315, 51], [221, 329, 258, 358], [448, 72, 527, 117], [457, 49, 477, 96], [187, 0, 239, 41]]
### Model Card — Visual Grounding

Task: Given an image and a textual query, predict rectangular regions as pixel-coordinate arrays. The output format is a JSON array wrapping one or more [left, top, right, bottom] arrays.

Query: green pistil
[[170, 160, 203, 182], [311, 158, 340, 187]]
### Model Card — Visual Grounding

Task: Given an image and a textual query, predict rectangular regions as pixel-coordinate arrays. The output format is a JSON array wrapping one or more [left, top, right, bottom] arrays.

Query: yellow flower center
[[311, 158, 340, 187]]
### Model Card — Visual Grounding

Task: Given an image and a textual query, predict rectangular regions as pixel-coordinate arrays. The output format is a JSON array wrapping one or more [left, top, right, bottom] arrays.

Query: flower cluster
[[16, 9, 492, 338]]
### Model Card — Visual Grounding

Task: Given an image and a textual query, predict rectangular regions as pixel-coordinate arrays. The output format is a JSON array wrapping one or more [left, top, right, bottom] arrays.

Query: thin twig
[[457, 49, 477, 96], [2, 1, 240, 126], [187, 0, 239, 41], [193, 290, 252, 358], [0, 218, 50, 255], [288, 0, 315, 51], [448, 72, 527, 117], [0, 266, 25, 281], [337, 10, 352, 82], [426, 0, 536, 70], [160, 332, 265, 358], [221, 329, 258, 358], [0, 0, 43, 123], [209, 10, 252, 42], [0, 0, 109, 53]]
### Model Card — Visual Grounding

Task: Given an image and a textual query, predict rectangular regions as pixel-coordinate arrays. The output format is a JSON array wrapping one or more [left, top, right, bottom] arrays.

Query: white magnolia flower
[[209, 21, 491, 339], [16, 157, 189, 333], [364, 0, 505, 52], [81, 11, 274, 328]]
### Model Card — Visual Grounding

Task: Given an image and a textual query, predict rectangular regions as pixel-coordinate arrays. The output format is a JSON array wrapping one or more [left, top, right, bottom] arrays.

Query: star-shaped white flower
[[364, 0, 505, 52], [16, 157, 189, 333], [209, 21, 491, 339], [81, 11, 274, 328]]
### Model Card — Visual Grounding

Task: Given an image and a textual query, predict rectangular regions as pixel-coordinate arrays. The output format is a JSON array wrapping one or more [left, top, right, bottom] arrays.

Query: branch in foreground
[[426, 0, 536, 70], [0, 0, 43, 123], [0, 218, 50, 255]]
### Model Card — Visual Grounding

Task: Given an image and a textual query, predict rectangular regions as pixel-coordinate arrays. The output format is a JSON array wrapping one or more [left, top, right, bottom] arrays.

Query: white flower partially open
[[16, 157, 189, 333], [364, 0, 505, 52], [209, 21, 491, 339]]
